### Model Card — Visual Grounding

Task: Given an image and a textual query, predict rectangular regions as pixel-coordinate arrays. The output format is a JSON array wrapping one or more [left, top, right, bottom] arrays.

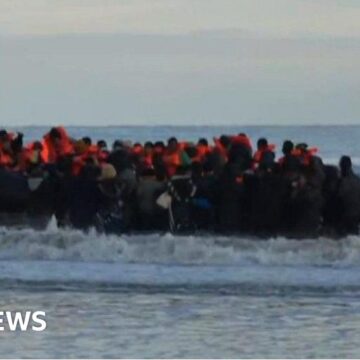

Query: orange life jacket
[[42, 126, 74, 163], [0, 140, 15, 168], [213, 138, 228, 161], [0, 149, 14, 168], [72, 156, 86, 176], [179, 142, 189, 151], [98, 150, 109, 163], [230, 134, 252, 151], [19, 144, 45, 171], [132, 144, 144, 156], [292, 147, 318, 166], [196, 144, 211, 161], [154, 146, 164, 155], [142, 153, 154, 169], [163, 150, 182, 177]]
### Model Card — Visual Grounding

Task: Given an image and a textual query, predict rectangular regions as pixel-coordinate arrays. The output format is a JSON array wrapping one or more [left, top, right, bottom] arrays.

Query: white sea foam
[[0, 225, 360, 267]]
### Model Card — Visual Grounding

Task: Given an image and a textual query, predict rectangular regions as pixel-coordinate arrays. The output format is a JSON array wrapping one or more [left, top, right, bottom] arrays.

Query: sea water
[[1, 125, 360, 358]]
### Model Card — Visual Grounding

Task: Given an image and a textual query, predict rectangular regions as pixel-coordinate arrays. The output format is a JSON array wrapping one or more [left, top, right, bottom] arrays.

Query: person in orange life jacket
[[253, 138, 276, 166], [82, 137, 92, 147], [71, 140, 88, 176], [140, 141, 154, 170], [79, 136, 103, 165], [73, 138, 108, 175], [278, 140, 301, 172], [196, 138, 211, 162], [0, 130, 18, 169], [257, 150, 277, 175], [293, 143, 318, 167], [230, 133, 253, 155], [152, 141, 166, 172], [278, 140, 293, 166], [9, 132, 24, 162], [0, 130, 23, 171], [162, 137, 191, 177], [178, 141, 191, 151], [154, 141, 165, 155], [227, 138, 253, 172], [79, 136, 99, 160], [97, 140, 109, 162], [42, 127, 74, 163], [132, 143, 144, 156], [213, 135, 231, 162], [112, 139, 123, 152], [10, 132, 25, 168], [97, 139, 107, 151], [20, 141, 46, 174], [184, 144, 201, 163], [127, 142, 144, 173]]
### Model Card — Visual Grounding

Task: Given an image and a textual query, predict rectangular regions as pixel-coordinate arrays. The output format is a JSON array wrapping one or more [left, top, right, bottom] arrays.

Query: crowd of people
[[0, 126, 360, 238]]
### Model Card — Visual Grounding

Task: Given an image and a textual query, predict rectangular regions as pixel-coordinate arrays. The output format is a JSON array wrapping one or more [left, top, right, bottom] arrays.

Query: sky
[[1, 0, 359, 126]]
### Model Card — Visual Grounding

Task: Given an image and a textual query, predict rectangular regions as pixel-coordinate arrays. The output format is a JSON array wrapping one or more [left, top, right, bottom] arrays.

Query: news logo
[[0, 311, 46, 332]]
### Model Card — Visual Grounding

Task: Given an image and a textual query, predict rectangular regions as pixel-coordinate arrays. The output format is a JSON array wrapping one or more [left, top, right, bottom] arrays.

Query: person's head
[[257, 138, 268, 151], [132, 143, 143, 155], [0, 130, 8, 144], [259, 150, 275, 171], [10, 132, 24, 154], [219, 135, 231, 149], [296, 143, 308, 154], [82, 137, 92, 146], [98, 163, 117, 181], [154, 141, 165, 154], [167, 137, 178, 152], [49, 127, 62, 146], [144, 141, 154, 155], [97, 140, 107, 150], [112, 140, 123, 151], [340, 155, 353, 177], [33, 141, 43, 151], [185, 145, 198, 159], [197, 138, 208, 147], [74, 140, 87, 155], [282, 140, 294, 156]]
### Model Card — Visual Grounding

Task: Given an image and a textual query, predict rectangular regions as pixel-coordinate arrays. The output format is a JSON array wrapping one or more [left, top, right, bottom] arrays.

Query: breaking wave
[[0, 220, 360, 267]]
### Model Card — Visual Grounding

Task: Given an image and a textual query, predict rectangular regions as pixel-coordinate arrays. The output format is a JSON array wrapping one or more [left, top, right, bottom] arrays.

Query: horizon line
[[6, 123, 360, 128]]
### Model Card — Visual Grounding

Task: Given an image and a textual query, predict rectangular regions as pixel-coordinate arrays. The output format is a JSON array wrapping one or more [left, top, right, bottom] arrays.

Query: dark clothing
[[168, 175, 197, 233], [136, 178, 167, 231], [217, 163, 247, 233], [250, 171, 285, 237], [286, 180, 323, 238], [68, 178, 104, 230], [338, 171, 360, 234]]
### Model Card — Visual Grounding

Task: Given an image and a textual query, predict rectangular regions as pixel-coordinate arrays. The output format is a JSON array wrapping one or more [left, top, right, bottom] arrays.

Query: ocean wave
[[0, 220, 360, 267]]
